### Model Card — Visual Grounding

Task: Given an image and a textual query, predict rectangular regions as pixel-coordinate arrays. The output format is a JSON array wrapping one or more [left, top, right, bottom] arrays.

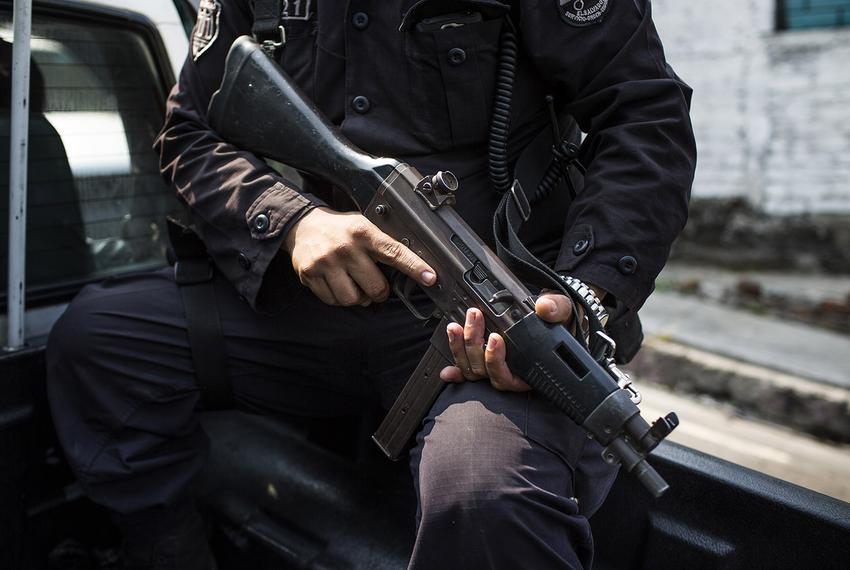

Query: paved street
[[639, 384, 850, 503]]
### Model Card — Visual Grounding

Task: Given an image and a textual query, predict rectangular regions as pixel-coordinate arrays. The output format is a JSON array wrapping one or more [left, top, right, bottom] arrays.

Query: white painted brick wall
[[652, 0, 850, 214]]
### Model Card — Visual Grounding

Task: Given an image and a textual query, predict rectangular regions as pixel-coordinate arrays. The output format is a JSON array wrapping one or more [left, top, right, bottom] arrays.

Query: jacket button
[[238, 253, 251, 271], [351, 95, 371, 114], [253, 213, 270, 233], [448, 47, 466, 66], [352, 12, 369, 30], [573, 239, 590, 255], [618, 255, 638, 275]]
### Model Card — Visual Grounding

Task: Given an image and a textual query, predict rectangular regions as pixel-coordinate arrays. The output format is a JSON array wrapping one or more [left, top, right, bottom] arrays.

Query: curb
[[627, 337, 850, 443]]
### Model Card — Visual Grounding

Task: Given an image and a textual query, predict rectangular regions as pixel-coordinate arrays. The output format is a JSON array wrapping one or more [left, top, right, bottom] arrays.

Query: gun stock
[[208, 35, 395, 209]]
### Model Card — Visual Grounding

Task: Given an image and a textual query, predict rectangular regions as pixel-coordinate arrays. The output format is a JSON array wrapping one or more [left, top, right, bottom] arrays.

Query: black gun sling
[[167, 219, 233, 410], [252, 0, 284, 56]]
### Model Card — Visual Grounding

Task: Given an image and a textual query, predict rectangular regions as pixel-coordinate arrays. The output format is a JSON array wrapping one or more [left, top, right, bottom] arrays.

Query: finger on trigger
[[535, 293, 573, 324], [370, 231, 437, 287]]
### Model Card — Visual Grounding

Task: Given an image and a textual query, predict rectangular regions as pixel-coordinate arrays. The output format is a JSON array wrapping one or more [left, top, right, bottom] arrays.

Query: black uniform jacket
[[155, 0, 696, 314]]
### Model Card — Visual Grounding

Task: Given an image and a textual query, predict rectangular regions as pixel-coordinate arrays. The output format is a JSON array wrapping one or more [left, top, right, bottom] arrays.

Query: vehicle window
[[0, 10, 179, 301]]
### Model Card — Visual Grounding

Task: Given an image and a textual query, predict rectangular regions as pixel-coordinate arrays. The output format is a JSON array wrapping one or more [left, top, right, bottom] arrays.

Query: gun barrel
[[634, 461, 670, 498], [605, 434, 670, 496]]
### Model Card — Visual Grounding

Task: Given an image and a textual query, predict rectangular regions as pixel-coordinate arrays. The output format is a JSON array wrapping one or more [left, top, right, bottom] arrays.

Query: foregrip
[[504, 313, 617, 424]]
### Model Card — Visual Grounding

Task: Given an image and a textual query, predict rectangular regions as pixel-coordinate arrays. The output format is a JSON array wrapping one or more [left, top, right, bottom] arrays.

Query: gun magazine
[[373, 319, 453, 460]]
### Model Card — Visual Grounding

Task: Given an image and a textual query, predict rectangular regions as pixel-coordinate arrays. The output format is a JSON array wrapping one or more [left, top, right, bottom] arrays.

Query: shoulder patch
[[192, 0, 222, 61], [557, 0, 609, 27]]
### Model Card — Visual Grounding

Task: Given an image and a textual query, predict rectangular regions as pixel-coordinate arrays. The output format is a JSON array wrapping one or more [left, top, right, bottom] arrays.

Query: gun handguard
[[208, 36, 678, 497]]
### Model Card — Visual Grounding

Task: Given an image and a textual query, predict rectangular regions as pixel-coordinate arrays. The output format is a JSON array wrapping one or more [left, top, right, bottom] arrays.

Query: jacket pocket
[[401, 0, 509, 151]]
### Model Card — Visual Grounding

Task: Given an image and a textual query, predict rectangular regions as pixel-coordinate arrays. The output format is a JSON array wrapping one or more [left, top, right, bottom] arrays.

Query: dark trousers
[[46, 268, 618, 569]]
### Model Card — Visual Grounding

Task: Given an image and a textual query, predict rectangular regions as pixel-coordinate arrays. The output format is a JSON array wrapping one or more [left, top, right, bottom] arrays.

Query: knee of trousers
[[45, 279, 201, 482], [47, 287, 109, 409], [409, 383, 593, 567], [47, 289, 119, 477], [45, 285, 155, 405], [412, 383, 582, 527]]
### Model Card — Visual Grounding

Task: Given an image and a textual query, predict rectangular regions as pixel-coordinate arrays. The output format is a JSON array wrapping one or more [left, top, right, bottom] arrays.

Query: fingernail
[[421, 270, 436, 285], [487, 333, 499, 350], [439, 367, 454, 381], [539, 298, 558, 315], [446, 327, 454, 342]]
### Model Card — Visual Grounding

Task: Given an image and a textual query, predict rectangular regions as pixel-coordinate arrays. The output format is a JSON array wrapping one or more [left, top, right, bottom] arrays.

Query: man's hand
[[440, 293, 575, 392], [285, 207, 437, 306]]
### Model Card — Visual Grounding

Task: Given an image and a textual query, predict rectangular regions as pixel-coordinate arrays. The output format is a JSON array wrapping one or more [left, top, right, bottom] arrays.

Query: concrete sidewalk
[[640, 291, 850, 389], [629, 279, 850, 442]]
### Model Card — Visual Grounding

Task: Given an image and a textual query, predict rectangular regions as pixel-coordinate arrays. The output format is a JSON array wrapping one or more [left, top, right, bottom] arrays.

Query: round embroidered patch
[[557, 0, 609, 27]]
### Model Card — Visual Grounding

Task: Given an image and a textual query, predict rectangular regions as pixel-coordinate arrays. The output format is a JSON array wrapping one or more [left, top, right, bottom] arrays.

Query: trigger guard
[[392, 273, 432, 321]]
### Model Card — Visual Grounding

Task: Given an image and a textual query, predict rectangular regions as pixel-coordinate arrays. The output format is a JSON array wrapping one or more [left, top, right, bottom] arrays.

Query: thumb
[[535, 293, 573, 324]]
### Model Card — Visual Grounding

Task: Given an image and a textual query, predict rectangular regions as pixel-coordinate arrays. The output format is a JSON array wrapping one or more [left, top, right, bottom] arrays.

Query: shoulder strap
[[252, 0, 285, 55], [492, 183, 606, 354]]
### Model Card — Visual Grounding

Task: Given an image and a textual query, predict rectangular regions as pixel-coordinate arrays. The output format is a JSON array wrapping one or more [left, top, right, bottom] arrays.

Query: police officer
[[47, 1, 696, 568]]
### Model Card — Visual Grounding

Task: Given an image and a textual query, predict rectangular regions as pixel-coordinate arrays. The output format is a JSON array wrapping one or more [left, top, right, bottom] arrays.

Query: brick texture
[[652, 0, 850, 214]]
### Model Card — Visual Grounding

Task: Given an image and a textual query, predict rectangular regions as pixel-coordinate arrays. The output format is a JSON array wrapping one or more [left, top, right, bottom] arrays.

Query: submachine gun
[[208, 36, 679, 497]]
